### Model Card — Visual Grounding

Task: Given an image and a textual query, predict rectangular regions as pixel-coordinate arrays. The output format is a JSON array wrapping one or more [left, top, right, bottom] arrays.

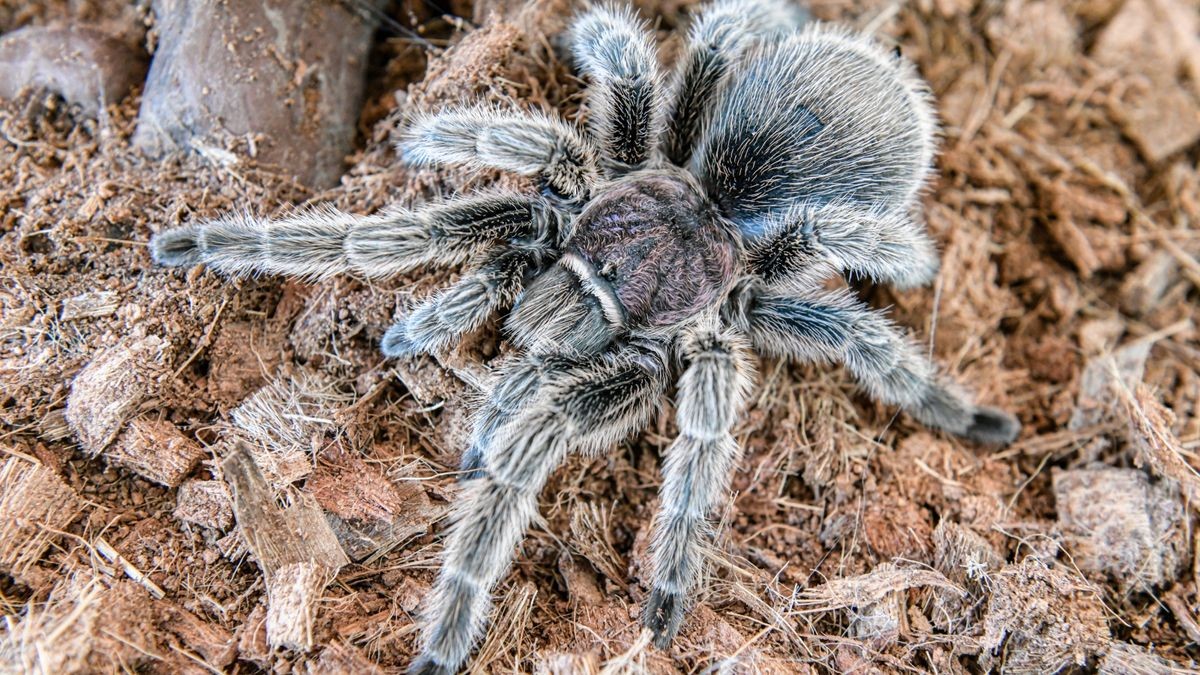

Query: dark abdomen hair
[[690, 25, 937, 238]]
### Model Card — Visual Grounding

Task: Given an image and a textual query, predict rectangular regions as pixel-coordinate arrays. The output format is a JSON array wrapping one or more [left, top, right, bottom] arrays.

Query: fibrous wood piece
[[1092, 0, 1200, 163], [265, 562, 337, 652], [60, 290, 120, 321], [1045, 211, 1101, 279], [930, 520, 1006, 634], [66, 334, 173, 455], [979, 559, 1109, 673], [1120, 250, 1180, 316], [305, 641, 386, 675], [174, 478, 234, 531], [538, 652, 601, 675], [1069, 343, 1150, 430], [0, 574, 163, 673], [0, 455, 82, 581], [163, 603, 236, 669], [223, 443, 348, 650], [228, 369, 353, 487], [1099, 641, 1189, 674], [800, 564, 963, 649], [1054, 465, 1186, 591], [236, 603, 270, 667], [798, 564, 964, 611], [206, 320, 286, 409], [110, 417, 206, 487], [1118, 384, 1200, 505]]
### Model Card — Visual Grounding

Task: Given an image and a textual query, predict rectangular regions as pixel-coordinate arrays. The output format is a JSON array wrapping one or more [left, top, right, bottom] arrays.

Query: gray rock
[[0, 25, 147, 114], [133, 0, 385, 188]]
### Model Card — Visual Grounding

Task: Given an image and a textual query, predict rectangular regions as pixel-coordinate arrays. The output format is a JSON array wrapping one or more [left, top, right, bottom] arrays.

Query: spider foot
[[150, 226, 203, 267], [407, 654, 455, 675], [964, 406, 1021, 446], [642, 587, 686, 650], [381, 323, 419, 358]]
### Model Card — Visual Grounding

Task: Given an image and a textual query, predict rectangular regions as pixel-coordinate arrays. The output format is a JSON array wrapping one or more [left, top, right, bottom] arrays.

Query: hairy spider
[[150, 1, 1021, 672]]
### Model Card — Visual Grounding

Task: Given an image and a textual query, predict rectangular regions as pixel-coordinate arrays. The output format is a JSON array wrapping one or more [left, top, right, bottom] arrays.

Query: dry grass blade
[[569, 501, 627, 584], [1112, 370, 1200, 505], [795, 564, 964, 613]]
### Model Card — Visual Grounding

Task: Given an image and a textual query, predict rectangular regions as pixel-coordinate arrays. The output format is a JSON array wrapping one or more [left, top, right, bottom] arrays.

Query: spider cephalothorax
[[149, 1, 1021, 672]]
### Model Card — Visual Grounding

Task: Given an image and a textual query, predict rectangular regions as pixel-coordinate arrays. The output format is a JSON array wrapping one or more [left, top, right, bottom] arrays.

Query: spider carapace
[[539, 171, 736, 331]]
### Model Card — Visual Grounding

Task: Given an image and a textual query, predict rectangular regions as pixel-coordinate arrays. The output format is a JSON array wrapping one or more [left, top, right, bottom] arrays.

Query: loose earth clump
[[1, 0, 1198, 673]]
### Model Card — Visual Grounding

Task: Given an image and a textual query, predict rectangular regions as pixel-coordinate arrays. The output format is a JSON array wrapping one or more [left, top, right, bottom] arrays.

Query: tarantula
[[150, 1, 1021, 672]]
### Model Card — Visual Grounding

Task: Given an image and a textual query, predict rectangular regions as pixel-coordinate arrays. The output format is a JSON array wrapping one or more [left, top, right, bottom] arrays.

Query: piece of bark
[[0, 455, 83, 581], [1069, 342, 1150, 430], [1053, 465, 1186, 591], [111, 417, 206, 487], [162, 603, 237, 669], [1100, 641, 1187, 674], [173, 478, 234, 531], [1119, 250, 1179, 316], [206, 320, 286, 410], [305, 642, 386, 675], [0, 25, 147, 114], [236, 602, 271, 667], [1092, 0, 1200, 163], [1045, 211, 1101, 279], [308, 446, 436, 562], [60, 290, 120, 321], [66, 335, 173, 455], [134, 0, 385, 188], [223, 443, 348, 650], [1119, 384, 1200, 505], [978, 560, 1110, 674]]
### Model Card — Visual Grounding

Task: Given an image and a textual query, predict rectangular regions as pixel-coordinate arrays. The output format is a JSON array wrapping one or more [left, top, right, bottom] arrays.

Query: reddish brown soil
[[2, 0, 1199, 673]]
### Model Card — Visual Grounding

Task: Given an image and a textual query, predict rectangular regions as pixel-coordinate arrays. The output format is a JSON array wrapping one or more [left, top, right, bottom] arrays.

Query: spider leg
[[665, 0, 807, 165], [747, 201, 940, 290], [410, 343, 669, 674], [729, 288, 1020, 444], [401, 107, 600, 204], [381, 242, 554, 357], [150, 193, 546, 281], [643, 323, 754, 648], [458, 256, 634, 476], [457, 356, 546, 479], [569, 4, 664, 171]]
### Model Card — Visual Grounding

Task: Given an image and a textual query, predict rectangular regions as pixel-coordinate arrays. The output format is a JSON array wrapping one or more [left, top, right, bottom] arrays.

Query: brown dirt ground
[[2, 0, 1200, 673]]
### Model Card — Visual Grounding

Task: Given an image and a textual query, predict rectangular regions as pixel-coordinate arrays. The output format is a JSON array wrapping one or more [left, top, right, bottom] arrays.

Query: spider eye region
[[569, 174, 737, 328]]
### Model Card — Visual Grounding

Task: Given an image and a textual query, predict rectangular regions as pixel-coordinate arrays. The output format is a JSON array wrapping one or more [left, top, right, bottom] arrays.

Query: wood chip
[[60, 290, 120, 321], [173, 478, 234, 531], [110, 417, 206, 487], [308, 445, 436, 562], [223, 442, 348, 650], [66, 335, 173, 455], [0, 455, 82, 581]]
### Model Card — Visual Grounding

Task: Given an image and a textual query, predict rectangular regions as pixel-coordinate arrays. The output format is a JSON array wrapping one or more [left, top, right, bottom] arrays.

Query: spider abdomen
[[569, 173, 736, 328]]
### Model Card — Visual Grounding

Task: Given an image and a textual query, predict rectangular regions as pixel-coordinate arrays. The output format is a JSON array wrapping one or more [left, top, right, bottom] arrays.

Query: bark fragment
[[223, 443, 349, 650]]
